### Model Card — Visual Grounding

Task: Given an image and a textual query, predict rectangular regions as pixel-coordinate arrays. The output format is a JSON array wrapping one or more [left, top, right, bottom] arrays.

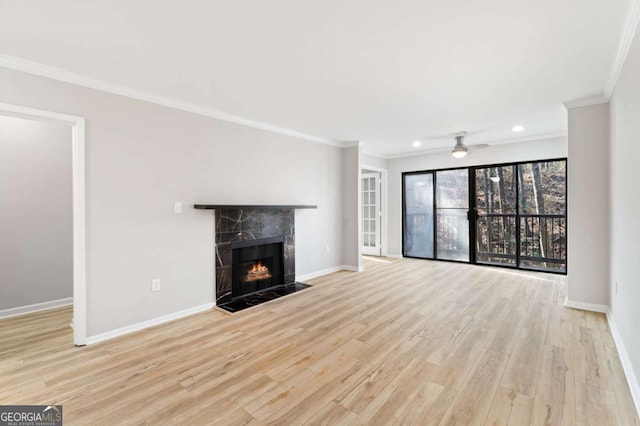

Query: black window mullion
[[515, 164, 521, 268], [469, 167, 477, 264], [433, 172, 437, 260]]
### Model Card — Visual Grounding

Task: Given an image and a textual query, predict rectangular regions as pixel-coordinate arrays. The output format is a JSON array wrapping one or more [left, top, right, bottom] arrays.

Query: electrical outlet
[[151, 278, 161, 292], [174, 202, 183, 214]]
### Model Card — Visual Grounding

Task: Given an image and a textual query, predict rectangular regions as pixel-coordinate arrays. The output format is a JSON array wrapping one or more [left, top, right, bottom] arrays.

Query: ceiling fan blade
[[467, 144, 490, 150]]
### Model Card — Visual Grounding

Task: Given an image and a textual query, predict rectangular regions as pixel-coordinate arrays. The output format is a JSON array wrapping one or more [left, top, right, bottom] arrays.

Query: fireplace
[[232, 236, 284, 297], [193, 205, 317, 308]]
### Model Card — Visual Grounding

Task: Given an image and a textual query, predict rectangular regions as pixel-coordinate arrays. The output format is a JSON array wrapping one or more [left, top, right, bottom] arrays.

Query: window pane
[[403, 173, 434, 258], [476, 216, 517, 265], [436, 209, 469, 261], [436, 169, 469, 209], [519, 216, 566, 273], [518, 161, 566, 215], [475, 166, 516, 214]]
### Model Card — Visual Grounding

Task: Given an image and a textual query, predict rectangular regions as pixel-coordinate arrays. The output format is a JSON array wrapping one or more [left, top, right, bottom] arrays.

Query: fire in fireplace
[[231, 236, 284, 298], [246, 261, 272, 282]]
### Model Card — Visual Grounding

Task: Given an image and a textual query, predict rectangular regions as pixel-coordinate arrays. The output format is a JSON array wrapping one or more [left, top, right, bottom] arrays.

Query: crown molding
[[382, 132, 567, 160], [342, 141, 361, 148], [0, 53, 347, 148], [563, 95, 610, 109], [604, 0, 640, 98]]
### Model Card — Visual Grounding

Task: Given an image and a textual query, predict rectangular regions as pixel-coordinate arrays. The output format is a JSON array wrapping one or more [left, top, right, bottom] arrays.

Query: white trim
[[0, 298, 73, 319], [607, 308, 640, 417], [604, 0, 640, 98], [0, 53, 346, 147], [564, 297, 609, 313], [86, 302, 214, 345], [563, 95, 610, 109], [296, 266, 346, 282], [342, 265, 365, 272], [361, 164, 389, 258], [385, 253, 404, 259], [342, 141, 362, 148], [0, 102, 87, 347]]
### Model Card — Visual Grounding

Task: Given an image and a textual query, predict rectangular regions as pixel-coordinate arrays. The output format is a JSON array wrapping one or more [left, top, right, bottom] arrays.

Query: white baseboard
[[86, 302, 214, 345], [296, 266, 345, 282], [342, 265, 364, 272], [385, 253, 403, 259], [564, 298, 609, 313], [296, 265, 364, 282], [0, 297, 73, 319], [607, 309, 640, 417]]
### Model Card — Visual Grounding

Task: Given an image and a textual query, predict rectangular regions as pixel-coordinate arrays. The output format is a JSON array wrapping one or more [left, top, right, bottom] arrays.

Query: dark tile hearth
[[217, 282, 312, 313]]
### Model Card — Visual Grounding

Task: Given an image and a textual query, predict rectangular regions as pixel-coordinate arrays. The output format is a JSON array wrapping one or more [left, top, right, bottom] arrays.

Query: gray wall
[[0, 115, 72, 309], [610, 26, 640, 405], [342, 145, 361, 269], [0, 67, 351, 337], [361, 152, 387, 170], [385, 137, 568, 255], [567, 103, 610, 306]]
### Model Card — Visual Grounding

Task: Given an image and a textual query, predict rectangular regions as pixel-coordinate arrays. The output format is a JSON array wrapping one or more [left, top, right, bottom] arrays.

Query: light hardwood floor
[[1, 257, 638, 425]]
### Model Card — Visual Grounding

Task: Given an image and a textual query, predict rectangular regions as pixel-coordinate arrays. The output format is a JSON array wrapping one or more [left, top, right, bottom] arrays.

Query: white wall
[[342, 145, 361, 269], [566, 103, 610, 306], [0, 67, 350, 337], [609, 25, 640, 409], [385, 137, 568, 255], [0, 116, 72, 309]]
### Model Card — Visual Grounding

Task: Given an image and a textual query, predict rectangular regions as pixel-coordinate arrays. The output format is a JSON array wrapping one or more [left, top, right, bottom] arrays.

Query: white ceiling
[[0, 0, 632, 157]]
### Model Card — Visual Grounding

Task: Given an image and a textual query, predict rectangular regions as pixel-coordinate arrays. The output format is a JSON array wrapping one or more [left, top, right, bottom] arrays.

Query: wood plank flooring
[[1, 257, 638, 425]]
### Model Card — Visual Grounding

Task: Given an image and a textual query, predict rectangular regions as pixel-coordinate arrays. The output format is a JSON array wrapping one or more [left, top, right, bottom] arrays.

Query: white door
[[362, 172, 381, 256]]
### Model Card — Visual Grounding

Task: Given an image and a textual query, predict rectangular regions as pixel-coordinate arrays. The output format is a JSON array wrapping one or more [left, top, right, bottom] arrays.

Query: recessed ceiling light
[[512, 125, 525, 132], [412, 140, 422, 148]]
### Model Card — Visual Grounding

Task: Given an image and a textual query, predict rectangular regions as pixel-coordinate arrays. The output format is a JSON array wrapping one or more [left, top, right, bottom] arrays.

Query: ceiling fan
[[450, 131, 489, 158]]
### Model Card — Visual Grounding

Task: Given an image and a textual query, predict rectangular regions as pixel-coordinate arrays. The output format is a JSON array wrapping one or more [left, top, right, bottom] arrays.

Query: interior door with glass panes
[[362, 172, 381, 256]]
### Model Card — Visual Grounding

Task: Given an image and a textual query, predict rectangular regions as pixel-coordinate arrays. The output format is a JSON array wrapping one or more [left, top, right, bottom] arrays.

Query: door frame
[[361, 164, 388, 257], [361, 172, 381, 256], [0, 102, 87, 346]]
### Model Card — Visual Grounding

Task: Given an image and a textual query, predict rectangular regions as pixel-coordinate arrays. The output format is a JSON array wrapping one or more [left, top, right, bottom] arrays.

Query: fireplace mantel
[[194, 204, 316, 210]]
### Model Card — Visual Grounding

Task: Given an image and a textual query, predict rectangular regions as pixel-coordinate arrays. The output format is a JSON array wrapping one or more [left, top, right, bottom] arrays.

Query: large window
[[402, 158, 567, 274]]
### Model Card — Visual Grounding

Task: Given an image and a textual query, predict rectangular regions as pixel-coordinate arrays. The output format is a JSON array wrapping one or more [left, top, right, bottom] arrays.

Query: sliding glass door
[[474, 165, 517, 266], [402, 158, 567, 274], [402, 168, 470, 263], [435, 169, 470, 261], [403, 172, 434, 258]]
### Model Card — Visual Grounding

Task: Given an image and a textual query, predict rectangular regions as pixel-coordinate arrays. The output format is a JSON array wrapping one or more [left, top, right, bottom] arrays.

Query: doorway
[[361, 165, 387, 257], [0, 103, 87, 346]]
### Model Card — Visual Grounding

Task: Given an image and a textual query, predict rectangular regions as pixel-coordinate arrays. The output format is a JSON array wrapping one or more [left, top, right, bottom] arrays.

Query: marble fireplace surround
[[194, 204, 316, 304]]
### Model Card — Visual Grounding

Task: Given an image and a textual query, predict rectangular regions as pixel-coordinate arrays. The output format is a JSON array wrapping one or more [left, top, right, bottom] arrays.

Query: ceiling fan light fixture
[[452, 147, 467, 158], [451, 134, 468, 158]]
